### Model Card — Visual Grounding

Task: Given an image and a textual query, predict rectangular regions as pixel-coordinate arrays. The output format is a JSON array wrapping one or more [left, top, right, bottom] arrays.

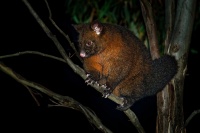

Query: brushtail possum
[[73, 20, 177, 111]]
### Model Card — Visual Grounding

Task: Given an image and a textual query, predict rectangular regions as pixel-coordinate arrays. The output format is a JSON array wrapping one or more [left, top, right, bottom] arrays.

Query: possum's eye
[[86, 41, 94, 47]]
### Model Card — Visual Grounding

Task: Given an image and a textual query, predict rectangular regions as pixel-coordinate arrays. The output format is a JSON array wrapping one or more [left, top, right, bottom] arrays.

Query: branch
[[185, 109, 200, 127], [124, 110, 146, 133], [19, 0, 145, 132], [0, 62, 112, 133], [139, 0, 160, 59], [0, 51, 66, 63], [21, 0, 85, 79], [24, 85, 41, 106], [44, 0, 82, 62], [156, 0, 197, 132], [169, 0, 196, 59], [164, 0, 175, 52]]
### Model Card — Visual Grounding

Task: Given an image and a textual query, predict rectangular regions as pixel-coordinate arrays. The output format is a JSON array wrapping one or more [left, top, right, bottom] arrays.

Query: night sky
[[1, 0, 199, 132]]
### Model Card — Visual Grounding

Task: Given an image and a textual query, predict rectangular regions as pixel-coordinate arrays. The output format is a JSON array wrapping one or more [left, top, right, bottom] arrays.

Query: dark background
[[1, 0, 199, 132]]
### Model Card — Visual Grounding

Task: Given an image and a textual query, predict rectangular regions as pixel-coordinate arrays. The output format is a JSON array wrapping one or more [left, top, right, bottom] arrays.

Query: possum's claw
[[102, 88, 112, 98], [95, 81, 100, 86], [85, 73, 112, 97], [85, 78, 94, 85], [100, 84, 107, 89], [102, 91, 110, 98], [85, 74, 95, 85]]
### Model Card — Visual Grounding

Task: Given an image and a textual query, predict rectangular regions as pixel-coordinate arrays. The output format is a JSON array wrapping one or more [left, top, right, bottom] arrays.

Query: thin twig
[[185, 109, 200, 127], [24, 85, 41, 106], [0, 51, 66, 63], [21, 0, 84, 78], [0, 62, 112, 133], [44, 0, 82, 62]]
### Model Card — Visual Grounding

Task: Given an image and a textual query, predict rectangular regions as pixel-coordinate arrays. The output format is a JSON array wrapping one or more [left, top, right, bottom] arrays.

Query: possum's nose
[[80, 51, 86, 57]]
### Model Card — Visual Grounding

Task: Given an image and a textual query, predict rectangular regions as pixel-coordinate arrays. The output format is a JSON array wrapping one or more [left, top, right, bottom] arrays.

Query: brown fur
[[74, 20, 177, 111]]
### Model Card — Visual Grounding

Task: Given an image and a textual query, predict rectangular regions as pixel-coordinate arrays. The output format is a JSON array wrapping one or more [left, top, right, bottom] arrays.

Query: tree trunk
[[156, 0, 196, 132]]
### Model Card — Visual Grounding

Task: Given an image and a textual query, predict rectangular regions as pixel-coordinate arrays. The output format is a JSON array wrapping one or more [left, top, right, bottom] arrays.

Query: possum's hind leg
[[113, 73, 147, 111]]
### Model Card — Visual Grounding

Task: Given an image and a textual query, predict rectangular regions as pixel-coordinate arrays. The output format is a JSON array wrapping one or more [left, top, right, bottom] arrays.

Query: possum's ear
[[72, 24, 83, 33], [90, 20, 103, 35]]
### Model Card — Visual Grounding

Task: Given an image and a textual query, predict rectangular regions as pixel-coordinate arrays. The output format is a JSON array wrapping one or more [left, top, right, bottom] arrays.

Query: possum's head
[[73, 20, 106, 58]]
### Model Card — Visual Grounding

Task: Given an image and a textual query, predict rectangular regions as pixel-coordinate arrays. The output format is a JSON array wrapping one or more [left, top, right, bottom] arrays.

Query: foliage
[[64, 0, 167, 53], [65, 0, 200, 54], [65, 0, 146, 40]]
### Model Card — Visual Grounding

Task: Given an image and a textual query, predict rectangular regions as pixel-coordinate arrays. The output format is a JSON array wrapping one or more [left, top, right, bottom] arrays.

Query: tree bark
[[156, 0, 196, 132]]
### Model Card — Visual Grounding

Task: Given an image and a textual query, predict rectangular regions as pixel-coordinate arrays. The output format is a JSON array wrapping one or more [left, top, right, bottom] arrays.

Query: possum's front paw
[[85, 74, 112, 98], [102, 87, 112, 98], [85, 74, 96, 85]]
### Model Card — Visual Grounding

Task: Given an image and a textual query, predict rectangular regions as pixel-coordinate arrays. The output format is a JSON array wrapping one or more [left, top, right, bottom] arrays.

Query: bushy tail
[[148, 55, 178, 94]]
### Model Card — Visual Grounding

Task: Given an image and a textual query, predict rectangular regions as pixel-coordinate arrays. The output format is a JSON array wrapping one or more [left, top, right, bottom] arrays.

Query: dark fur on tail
[[147, 55, 178, 95]]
